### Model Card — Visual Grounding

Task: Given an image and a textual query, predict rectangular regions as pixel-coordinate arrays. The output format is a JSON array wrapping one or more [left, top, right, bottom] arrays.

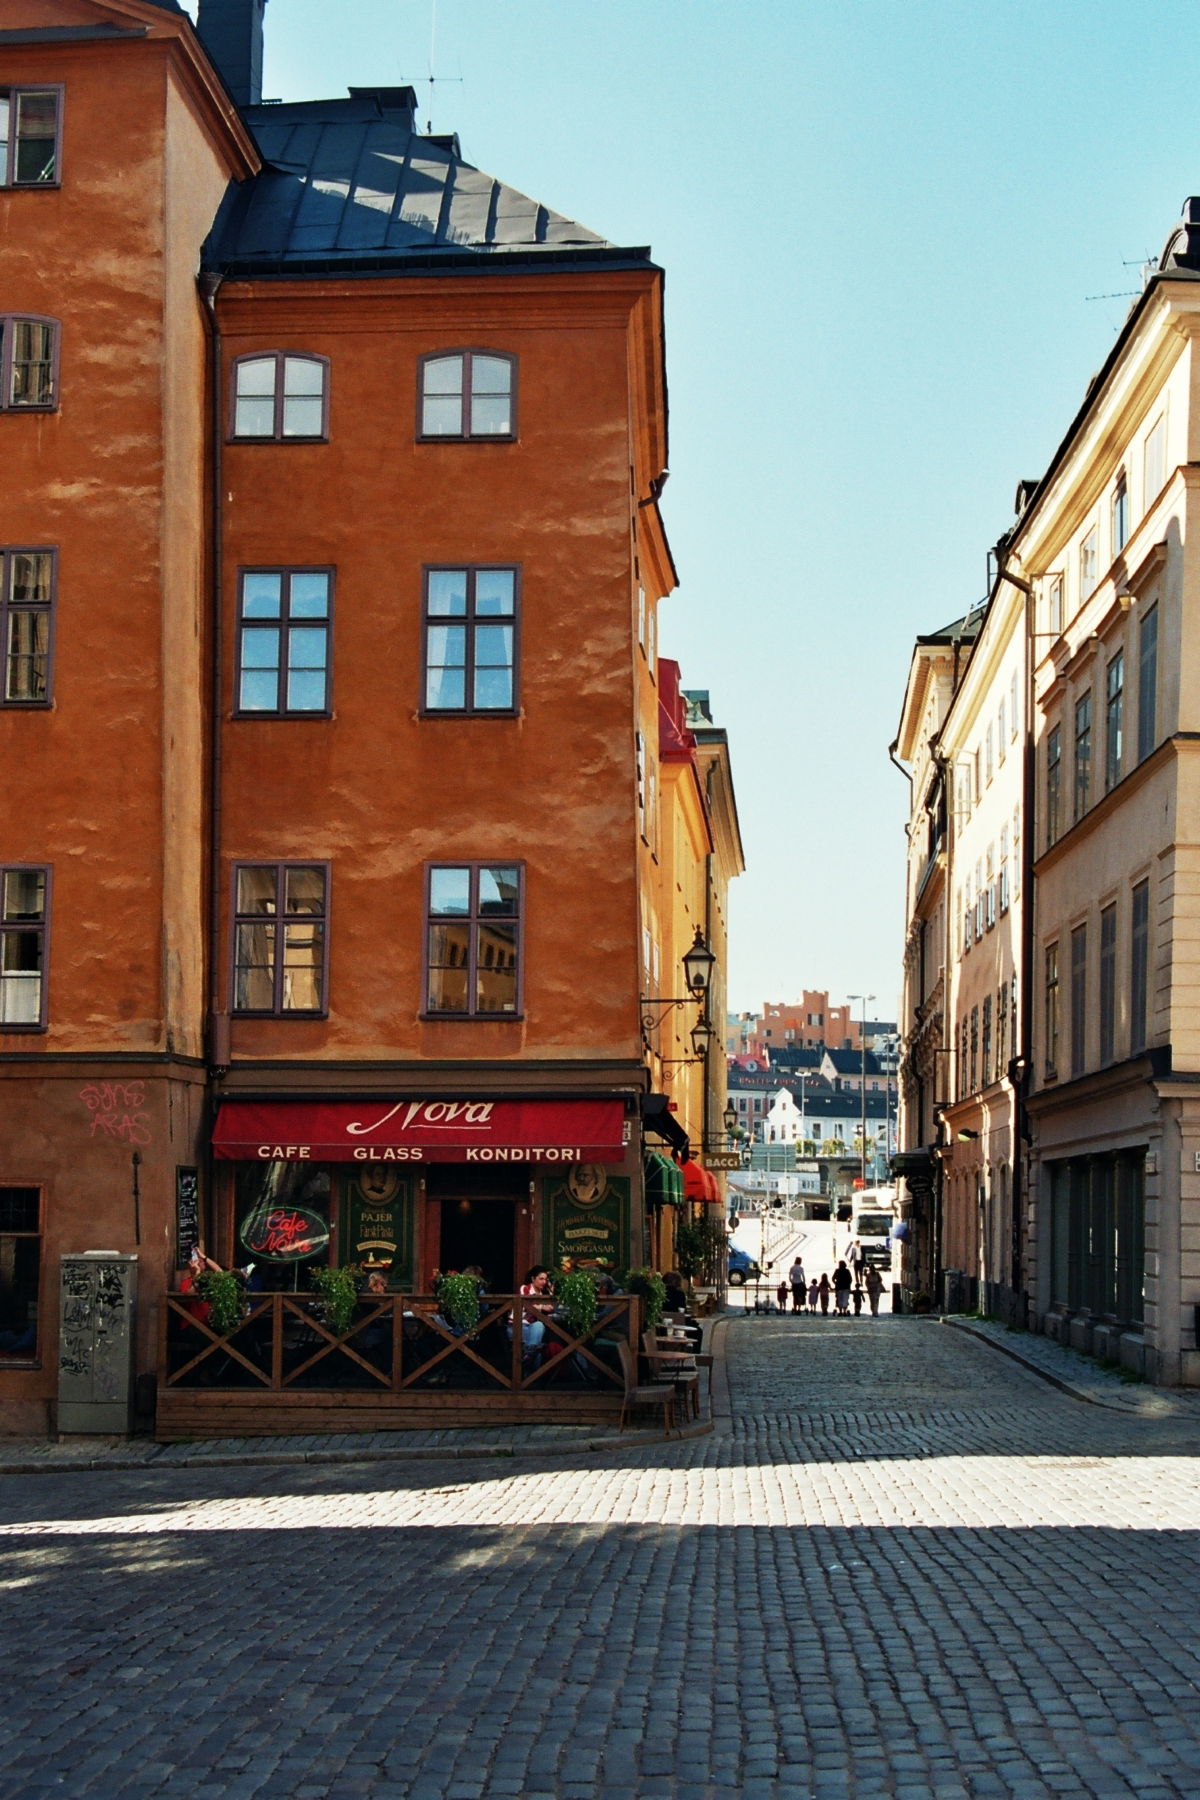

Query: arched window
[[230, 353, 329, 441], [418, 350, 515, 440], [0, 316, 58, 410]]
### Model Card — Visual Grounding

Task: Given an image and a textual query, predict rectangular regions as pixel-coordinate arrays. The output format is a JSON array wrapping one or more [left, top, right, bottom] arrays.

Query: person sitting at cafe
[[511, 1265, 553, 1358], [661, 1269, 703, 1351]]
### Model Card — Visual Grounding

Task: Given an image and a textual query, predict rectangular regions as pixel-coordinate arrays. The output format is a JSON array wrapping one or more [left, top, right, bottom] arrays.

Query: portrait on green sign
[[546, 1168, 629, 1273], [343, 1169, 414, 1287]]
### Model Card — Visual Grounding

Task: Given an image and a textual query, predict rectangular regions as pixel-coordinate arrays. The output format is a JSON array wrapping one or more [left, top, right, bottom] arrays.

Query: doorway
[[438, 1197, 517, 1295]]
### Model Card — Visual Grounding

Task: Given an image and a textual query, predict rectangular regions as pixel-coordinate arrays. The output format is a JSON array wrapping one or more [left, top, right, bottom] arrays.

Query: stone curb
[[940, 1316, 1155, 1414]]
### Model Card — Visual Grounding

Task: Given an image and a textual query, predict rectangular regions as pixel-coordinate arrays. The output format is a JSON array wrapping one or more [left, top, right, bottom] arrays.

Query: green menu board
[[544, 1167, 629, 1274], [343, 1169, 414, 1287]]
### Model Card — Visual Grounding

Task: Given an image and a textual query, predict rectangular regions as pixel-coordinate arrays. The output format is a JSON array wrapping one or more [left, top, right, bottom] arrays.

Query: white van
[[848, 1187, 896, 1270]]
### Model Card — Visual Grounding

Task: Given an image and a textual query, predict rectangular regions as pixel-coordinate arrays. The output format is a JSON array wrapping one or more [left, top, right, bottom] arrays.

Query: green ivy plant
[[555, 1268, 599, 1341], [438, 1271, 483, 1334], [625, 1267, 666, 1331], [197, 1269, 245, 1336], [309, 1264, 363, 1336]]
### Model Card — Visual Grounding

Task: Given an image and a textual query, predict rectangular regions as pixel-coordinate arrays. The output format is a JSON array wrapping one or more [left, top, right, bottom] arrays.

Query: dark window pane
[[236, 866, 277, 915], [6, 608, 49, 701], [14, 91, 56, 184], [479, 866, 519, 915], [4, 868, 44, 921], [0, 1188, 37, 1233]]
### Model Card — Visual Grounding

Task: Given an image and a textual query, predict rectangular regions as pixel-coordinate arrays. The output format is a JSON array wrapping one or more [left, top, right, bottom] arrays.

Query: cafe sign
[[240, 1205, 330, 1262], [213, 1098, 627, 1164]]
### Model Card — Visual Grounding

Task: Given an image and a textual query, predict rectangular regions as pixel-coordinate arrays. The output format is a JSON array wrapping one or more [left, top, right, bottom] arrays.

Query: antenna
[[416, 0, 462, 135]]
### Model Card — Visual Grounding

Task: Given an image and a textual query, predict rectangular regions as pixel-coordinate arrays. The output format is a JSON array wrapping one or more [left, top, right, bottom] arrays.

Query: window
[[985, 725, 994, 786], [1130, 880, 1149, 1054], [969, 1006, 979, 1093], [0, 548, 52, 704], [959, 1018, 969, 1100], [974, 859, 984, 941], [982, 996, 992, 1087], [419, 351, 515, 440], [1048, 576, 1064, 637], [973, 747, 981, 804], [1112, 474, 1129, 555], [1046, 726, 1061, 846], [998, 698, 1007, 764], [1012, 806, 1021, 899], [1045, 943, 1059, 1075], [1104, 651, 1124, 793], [1144, 414, 1165, 507], [1079, 526, 1098, 599], [422, 566, 517, 713], [1073, 692, 1091, 822], [236, 569, 331, 715], [985, 846, 995, 930], [231, 353, 328, 440], [997, 981, 1008, 1072], [1010, 669, 1019, 739], [425, 863, 521, 1016], [0, 315, 57, 410], [232, 864, 327, 1015], [1070, 923, 1087, 1078], [0, 88, 59, 186], [1138, 605, 1157, 763], [0, 1187, 40, 1361], [962, 880, 972, 955], [1099, 903, 1117, 1064], [998, 825, 1010, 914], [0, 867, 48, 1028]]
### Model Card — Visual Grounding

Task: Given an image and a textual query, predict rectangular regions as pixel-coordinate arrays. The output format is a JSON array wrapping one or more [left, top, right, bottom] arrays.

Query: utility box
[[57, 1253, 138, 1435]]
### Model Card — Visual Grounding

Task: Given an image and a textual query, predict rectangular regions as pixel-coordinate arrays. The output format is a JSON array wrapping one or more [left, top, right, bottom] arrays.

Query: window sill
[[0, 1024, 47, 1035], [231, 1011, 329, 1022], [419, 1012, 524, 1023], [418, 708, 519, 721], [231, 710, 333, 722], [415, 433, 517, 446], [227, 435, 328, 446]]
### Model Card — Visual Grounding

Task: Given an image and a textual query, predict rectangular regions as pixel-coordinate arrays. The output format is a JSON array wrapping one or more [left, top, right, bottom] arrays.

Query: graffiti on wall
[[79, 1081, 151, 1145]]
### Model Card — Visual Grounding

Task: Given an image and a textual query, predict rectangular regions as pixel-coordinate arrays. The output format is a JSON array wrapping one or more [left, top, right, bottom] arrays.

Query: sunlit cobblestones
[[2, 1318, 1200, 1797]]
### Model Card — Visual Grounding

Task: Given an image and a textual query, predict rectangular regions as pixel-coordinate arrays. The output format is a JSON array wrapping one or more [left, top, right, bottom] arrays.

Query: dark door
[[437, 1197, 517, 1294]]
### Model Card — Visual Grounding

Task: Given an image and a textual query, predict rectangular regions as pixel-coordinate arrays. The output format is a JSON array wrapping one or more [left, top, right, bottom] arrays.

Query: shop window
[[425, 862, 521, 1017], [0, 866, 48, 1028], [1049, 1152, 1144, 1323], [0, 547, 53, 704], [0, 1186, 40, 1359], [232, 862, 328, 1015], [236, 569, 331, 715], [231, 353, 328, 440], [418, 350, 515, 440], [0, 88, 59, 186], [422, 566, 518, 713], [0, 315, 58, 410]]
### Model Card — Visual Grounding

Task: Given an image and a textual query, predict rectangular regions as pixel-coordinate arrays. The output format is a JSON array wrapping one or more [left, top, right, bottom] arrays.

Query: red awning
[[212, 1098, 627, 1165], [681, 1160, 720, 1202]]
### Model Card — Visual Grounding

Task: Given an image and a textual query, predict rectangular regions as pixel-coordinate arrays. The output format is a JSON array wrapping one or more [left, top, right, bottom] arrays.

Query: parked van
[[727, 1246, 762, 1286]]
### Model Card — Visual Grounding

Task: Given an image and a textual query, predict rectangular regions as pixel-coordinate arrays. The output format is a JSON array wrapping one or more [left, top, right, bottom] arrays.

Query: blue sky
[[241, 0, 1200, 1016]]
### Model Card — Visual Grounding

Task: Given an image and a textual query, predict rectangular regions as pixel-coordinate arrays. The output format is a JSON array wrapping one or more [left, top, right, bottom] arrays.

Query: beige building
[[895, 196, 1200, 1381]]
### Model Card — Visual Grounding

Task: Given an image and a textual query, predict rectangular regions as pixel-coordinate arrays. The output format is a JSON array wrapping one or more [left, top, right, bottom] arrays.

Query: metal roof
[[203, 89, 651, 277]]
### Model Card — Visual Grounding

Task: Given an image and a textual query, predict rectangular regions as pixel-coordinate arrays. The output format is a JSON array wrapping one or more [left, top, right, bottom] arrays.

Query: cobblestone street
[[4, 1317, 1200, 1800]]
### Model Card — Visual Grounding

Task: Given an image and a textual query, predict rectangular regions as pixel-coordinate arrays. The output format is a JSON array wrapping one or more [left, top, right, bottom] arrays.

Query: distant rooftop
[[204, 88, 653, 277]]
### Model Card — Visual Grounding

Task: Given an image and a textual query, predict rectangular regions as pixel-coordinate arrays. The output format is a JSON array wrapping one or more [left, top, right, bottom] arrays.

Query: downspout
[[200, 271, 226, 1248], [995, 550, 1036, 1319], [931, 742, 952, 1301]]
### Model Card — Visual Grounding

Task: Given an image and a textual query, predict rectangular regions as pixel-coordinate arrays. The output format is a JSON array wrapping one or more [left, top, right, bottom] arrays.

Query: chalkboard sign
[[175, 1167, 200, 1267]]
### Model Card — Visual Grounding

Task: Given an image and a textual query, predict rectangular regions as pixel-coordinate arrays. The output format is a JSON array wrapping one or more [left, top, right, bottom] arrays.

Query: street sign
[[705, 1152, 742, 1170]]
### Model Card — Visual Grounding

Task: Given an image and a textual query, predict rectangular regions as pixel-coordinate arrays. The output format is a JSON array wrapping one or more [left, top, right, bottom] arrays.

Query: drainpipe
[[995, 548, 1036, 1321], [199, 272, 225, 1248]]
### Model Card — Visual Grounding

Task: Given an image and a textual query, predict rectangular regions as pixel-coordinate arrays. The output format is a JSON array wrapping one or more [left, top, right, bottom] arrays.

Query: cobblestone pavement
[[4, 1318, 1200, 1800]]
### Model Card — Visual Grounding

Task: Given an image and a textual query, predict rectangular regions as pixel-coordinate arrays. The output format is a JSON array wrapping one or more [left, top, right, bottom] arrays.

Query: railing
[[160, 1292, 639, 1395]]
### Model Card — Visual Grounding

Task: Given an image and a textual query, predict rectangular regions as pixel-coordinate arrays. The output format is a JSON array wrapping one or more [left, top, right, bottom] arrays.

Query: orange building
[[0, 0, 738, 1434]]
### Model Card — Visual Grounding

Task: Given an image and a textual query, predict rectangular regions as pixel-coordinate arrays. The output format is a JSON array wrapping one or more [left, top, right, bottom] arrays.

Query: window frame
[[1137, 604, 1158, 764], [416, 349, 518, 444], [1099, 902, 1117, 1065], [0, 314, 59, 412], [0, 864, 50, 1032], [0, 85, 62, 189], [1104, 650, 1124, 793], [1112, 472, 1129, 556], [423, 860, 524, 1020], [419, 563, 520, 718], [0, 1184, 42, 1364], [1070, 923, 1088, 1079], [1046, 725, 1062, 847], [1130, 879, 1150, 1055], [229, 860, 330, 1019], [233, 566, 334, 719], [0, 546, 54, 707], [1079, 526, 1098, 601], [1044, 942, 1060, 1077], [228, 351, 330, 444], [1073, 691, 1092, 822]]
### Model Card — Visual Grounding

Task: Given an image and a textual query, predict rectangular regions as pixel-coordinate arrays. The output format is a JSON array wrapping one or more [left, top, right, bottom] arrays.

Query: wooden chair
[[642, 1330, 701, 1421], [617, 1338, 676, 1432]]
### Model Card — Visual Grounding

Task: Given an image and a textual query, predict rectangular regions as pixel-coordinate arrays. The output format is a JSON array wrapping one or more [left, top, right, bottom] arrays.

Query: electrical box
[[57, 1253, 138, 1435]]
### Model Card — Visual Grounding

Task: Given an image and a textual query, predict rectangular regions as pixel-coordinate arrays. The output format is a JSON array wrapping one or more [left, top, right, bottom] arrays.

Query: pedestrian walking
[[817, 1272, 831, 1315], [788, 1258, 806, 1313], [833, 1260, 853, 1315], [847, 1239, 865, 1288], [807, 1277, 820, 1313], [864, 1265, 884, 1316], [852, 1284, 864, 1317]]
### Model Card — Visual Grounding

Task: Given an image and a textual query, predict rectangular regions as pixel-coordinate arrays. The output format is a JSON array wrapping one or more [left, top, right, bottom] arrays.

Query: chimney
[[196, 0, 268, 108]]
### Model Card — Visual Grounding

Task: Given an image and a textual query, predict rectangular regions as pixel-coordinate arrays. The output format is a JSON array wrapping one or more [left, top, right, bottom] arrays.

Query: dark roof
[[781, 1090, 890, 1120], [204, 89, 652, 277], [823, 1047, 883, 1075]]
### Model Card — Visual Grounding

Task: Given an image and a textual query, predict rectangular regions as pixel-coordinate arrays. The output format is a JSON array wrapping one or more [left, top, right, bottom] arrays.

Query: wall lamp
[[640, 927, 715, 1042]]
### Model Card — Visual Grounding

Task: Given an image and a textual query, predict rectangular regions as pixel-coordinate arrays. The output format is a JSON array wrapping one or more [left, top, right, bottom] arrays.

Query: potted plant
[[626, 1267, 666, 1331], [437, 1270, 483, 1335], [309, 1264, 363, 1336], [197, 1268, 245, 1336], [556, 1267, 599, 1341]]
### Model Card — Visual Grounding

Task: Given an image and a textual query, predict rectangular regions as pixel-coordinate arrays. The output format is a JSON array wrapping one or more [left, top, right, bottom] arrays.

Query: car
[[727, 1247, 762, 1286]]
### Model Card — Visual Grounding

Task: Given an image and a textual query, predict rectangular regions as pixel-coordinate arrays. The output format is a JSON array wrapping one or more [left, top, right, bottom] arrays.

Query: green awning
[[644, 1151, 684, 1208]]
